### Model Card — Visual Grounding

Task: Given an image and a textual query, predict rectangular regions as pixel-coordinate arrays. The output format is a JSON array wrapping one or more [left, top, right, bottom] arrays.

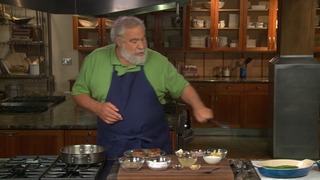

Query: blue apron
[[97, 66, 172, 159]]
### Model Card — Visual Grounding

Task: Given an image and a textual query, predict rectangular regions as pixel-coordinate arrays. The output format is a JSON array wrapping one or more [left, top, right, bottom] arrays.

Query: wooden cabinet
[[73, 16, 115, 51], [191, 82, 268, 129], [187, 0, 277, 51], [214, 83, 243, 128], [0, 130, 64, 158], [64, 130, 97, 146], [243, 83, 269, 128]]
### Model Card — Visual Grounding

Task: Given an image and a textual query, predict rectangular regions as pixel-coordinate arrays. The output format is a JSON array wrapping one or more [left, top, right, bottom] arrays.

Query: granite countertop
[[0, 78, 267, 130], [186, 76, 269, 83], [0, 92, 180, 130], [0, 93, 98, 130]]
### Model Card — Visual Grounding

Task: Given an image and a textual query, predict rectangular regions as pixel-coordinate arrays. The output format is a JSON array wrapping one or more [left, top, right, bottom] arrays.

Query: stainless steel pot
[[60, 144, 105, 165]]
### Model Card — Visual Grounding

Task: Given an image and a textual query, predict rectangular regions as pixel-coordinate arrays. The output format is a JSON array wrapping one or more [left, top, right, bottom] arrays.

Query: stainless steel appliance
[[0, 96, 66, 113], [164, 99, 193, 150], [0, 0, 188, 17], [0, 156, 105, 179], [0, 156, 58, 179], [268, 55, 320, 159]]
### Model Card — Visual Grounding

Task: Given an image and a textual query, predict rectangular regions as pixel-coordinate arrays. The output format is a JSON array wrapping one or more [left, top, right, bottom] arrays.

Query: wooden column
[[277, 0, 316, 55]]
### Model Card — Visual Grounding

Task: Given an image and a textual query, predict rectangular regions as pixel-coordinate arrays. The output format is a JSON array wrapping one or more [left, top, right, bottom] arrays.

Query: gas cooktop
[[0, 156, 105, 180], [0, 96, 66, 113]]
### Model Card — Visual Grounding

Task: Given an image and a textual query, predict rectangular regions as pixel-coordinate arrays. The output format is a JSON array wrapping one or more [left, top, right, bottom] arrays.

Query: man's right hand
[[96, 102, 123, 124]]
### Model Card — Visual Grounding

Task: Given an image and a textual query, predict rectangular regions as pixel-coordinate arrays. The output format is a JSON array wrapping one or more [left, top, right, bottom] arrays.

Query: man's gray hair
[[110, 16, 145, 43]]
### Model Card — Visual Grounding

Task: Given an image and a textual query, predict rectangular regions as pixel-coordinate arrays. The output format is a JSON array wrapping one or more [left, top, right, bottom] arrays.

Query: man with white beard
[[72, 16, 213, 158]]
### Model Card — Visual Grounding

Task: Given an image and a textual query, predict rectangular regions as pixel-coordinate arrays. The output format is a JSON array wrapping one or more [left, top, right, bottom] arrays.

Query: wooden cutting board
[[118, 155, 234, 180]]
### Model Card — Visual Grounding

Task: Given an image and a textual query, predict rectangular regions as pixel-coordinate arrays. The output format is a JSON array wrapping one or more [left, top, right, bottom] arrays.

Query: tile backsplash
[[165, 51, 276, 78]]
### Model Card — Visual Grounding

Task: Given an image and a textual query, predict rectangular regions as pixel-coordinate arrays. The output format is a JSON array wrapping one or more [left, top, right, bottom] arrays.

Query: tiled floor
[[186, 135, 272, 160]]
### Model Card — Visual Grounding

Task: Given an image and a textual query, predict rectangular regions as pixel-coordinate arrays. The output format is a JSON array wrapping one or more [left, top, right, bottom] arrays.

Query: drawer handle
[[226, 86, 231, 89], [0, 132, 17, 136], [256, 86, 261, 90], [198, 86, 203, 90]]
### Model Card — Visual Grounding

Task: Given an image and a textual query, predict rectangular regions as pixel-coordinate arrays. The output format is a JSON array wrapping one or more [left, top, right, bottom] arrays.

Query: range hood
[[0, 0, 189, 17]]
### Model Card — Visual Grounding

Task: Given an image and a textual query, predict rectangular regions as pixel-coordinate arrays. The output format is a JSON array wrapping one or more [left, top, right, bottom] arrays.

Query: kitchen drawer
[[191, 82, 215, 92], [244, 83, 268, 92], [215, 83, 244, 92]]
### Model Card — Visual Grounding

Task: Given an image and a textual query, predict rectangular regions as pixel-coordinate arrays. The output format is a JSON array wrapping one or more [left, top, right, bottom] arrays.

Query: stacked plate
[[190, 36, 206, 47], [228, 14, 239, 28]]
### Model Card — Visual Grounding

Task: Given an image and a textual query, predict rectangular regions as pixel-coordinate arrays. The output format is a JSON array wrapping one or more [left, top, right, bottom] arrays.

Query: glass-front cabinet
[[187, 0, 277, 51], [244, 0, 277, 51]]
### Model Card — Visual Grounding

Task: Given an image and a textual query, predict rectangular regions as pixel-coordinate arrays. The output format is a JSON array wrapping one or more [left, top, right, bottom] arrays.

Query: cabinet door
[[243, 83, 269, 128], [73, 16, 102, 51], [0, 130, 64, 158], [158, 7, 186, 50], [64, 130, 97, 145], [190, 82, 215, 128], [213, 83, 244, 128], [244, 0, 277, 51], [213, 0, 243, 50], [187, 0, 212, 50]]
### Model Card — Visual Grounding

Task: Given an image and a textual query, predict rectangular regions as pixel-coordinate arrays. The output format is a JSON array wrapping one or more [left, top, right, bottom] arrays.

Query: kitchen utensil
[[244, 57, 253, 65], [60, 144, 105, 165], [204, 167, 220, 174], [208, 119, 230, 128]]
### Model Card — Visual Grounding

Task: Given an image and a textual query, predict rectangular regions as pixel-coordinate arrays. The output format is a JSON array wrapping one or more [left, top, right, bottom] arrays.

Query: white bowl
[[146, 156, 171, 170], [78, 18, 98, 27], [203, 2, 211, 9], [219, 1, 225, 9], [203, 155, 222, 164]]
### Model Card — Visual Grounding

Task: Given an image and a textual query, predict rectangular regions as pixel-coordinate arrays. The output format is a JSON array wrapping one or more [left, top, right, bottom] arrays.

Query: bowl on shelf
[[203, 2, 211, 9], [146, 156, 171, 170], [219, 1, 225, 9], [78, 18, 98, 27], [7, 17, 34, 25], [119, 156, 145, 171]]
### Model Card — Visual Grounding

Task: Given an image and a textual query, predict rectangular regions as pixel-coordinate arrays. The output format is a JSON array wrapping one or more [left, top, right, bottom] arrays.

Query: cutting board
[[118, 155, 234, 180]]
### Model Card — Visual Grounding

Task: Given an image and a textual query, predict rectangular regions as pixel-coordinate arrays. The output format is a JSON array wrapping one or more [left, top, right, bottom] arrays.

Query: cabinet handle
[[255, 86, 261, 90], [197, 86, 203, 90], [272, 37, 276, 49], [211, 96, 215, 108], [215, 37, 218, 47], [268, 37, 271, 50], [226, 86, 231, 90], [0, 132, 17, 136]]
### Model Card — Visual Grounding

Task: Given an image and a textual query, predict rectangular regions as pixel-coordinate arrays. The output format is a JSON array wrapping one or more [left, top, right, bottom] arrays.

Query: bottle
[[240, 66, 246, 78]]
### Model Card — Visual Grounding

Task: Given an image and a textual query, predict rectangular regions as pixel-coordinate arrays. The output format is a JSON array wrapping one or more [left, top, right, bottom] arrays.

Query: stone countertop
[[0, 93, 98, 130], [0, 92, 180, 130], [186, 76, 269, 83]]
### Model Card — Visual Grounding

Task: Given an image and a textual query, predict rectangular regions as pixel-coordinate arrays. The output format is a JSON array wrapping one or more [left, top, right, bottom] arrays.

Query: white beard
[[120, 48, 147, 65]]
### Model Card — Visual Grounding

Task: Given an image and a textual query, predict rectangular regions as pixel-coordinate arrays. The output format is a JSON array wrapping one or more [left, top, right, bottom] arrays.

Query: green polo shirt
[[72, 44, 189, 104]]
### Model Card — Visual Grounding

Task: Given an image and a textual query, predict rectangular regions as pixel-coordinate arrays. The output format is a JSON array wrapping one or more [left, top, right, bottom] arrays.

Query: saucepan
[[60, 144, 105, 165]]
